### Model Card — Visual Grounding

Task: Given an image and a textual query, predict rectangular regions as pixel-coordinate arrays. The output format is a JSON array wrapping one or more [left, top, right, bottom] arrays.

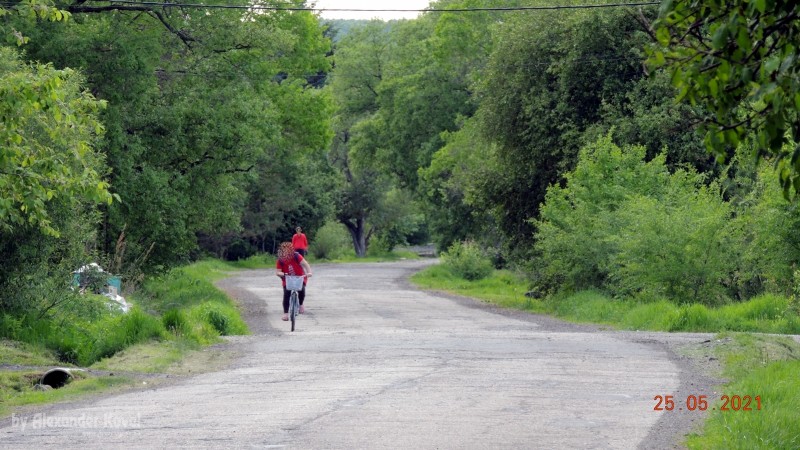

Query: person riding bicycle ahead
[[275, 242, 313, 321]]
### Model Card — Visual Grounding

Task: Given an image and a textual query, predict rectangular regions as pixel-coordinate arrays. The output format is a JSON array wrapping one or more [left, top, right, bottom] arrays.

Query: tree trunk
[[342, 217, 372, 258]]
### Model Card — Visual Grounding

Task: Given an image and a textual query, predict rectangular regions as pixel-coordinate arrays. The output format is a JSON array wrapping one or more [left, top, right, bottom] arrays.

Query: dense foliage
[[535, 135, 736, 304], [649, 0, 800, 196], [0, 1, 332, 351], [3, 0, 800, 363]]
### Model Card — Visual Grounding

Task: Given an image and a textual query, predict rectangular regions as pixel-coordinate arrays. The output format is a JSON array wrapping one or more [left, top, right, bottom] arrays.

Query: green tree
[[476, 7, 654, 249], [0, 47, 111, 237], [327, 21, 393, 256], [349, 0, 512, 191], [0, 0, 68, 46], [419, 116, 496, 251], [586, 69, 714, 173], [535, 136, 673, 292], [14, 1, 333, 269], [649, 0, 800, 195], [611, 184, 734, 305], [370, 187, 424, 253], [727, 143, 800, 298], [0, 4, 113, 314]]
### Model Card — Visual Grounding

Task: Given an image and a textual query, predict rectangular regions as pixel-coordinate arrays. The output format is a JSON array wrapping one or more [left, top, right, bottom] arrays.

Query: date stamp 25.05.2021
[[653, 394, 762, 412]]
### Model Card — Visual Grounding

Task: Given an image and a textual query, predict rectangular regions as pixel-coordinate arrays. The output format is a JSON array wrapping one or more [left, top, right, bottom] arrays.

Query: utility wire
[[100, 1, 660, 12]]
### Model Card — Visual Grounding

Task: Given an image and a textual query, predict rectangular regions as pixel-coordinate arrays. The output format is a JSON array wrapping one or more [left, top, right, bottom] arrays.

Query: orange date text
[[653, 394, 762, 411]]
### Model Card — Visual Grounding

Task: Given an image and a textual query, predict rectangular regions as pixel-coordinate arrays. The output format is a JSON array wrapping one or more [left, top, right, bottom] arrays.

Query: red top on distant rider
[[292, 227, 309, 257]]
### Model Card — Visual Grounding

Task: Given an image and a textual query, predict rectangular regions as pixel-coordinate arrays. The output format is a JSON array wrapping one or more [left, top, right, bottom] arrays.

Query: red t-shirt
[[277, 252, 306, 287], [292, 233, 308, 250]]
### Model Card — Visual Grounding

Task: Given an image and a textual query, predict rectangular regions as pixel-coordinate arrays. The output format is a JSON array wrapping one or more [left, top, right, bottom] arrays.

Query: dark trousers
[[296, 248, 307, 257], [283, 286, 306, 313]]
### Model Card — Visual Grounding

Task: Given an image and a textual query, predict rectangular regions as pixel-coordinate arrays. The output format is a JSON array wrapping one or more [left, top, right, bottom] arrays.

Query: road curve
[[1, 260, 711, 449]]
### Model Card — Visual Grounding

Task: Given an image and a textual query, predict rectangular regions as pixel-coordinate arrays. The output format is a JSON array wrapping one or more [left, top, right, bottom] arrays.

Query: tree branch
[[66, 4, 196, 48]]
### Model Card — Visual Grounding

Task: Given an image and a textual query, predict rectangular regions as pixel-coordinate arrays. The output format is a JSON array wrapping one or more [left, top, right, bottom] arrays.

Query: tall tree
[[0, 5, 113, 313], [474, 7, 655, 251], [14, 0, 333, 269], [327, 21, 393, 256]]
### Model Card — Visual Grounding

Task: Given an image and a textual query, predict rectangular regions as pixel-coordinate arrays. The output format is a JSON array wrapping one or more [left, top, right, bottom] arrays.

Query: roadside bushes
[[310, 222, 351, 260], [0, 307, 164, 366], [535, 135, 737, 304], [442, 240, 493, 281], [533, 134, 800, 310], [0, 260, 250, 366], [134, 261, 249, 343]]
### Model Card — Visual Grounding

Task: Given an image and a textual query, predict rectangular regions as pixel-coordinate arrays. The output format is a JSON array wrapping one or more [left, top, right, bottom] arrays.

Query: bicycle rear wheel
[[290, 291, 298, 332]]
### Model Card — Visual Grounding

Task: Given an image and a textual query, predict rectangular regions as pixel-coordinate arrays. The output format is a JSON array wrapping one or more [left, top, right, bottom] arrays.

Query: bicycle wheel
[[290, 290, 298, 332]]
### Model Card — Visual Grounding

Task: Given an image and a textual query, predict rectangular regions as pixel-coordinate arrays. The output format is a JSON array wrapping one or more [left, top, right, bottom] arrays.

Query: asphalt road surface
[[1, 260, 723, 449]]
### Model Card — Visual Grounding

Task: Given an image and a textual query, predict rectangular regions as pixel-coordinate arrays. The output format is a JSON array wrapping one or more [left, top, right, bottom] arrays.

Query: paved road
[[0, 260, 716, 449]]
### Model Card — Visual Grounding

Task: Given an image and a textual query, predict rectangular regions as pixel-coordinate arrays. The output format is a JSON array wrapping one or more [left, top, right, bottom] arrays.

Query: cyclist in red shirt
[[292, 226, 309, 257], [275, 242, 313, 321]]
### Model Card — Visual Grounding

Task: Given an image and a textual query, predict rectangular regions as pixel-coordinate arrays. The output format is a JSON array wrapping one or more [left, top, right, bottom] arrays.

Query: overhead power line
[[102, 1, 661, 12]]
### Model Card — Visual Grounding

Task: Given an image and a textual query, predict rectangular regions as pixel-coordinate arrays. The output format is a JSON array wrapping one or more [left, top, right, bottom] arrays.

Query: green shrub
[[84, 308, 165, 364], [550, 290, 627, 323], [225, 239, 256, 261], [310, 222, 351, 260], [193, 303, 247, 336], [206, 308, 230, 335], [442, 240, 493, 281], [0, 314, 23, 339], [162, 309, 190, 336], [719, 294, 788, 321], [535, 135, 737, 305]]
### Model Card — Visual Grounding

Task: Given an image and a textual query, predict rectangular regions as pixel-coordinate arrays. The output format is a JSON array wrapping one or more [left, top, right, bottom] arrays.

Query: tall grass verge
[[411, 265, 800, 334], [0, 372, 131, 418], [686, 334, 800, 449], [132, 259, 249, 344], [0, 259, 250, 418], [0, 259, 250, 367], [411, 265, 541, 311]]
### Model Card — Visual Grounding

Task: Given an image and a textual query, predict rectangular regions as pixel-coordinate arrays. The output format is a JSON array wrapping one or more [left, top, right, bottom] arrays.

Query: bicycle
[[284, 275, 306, 332]]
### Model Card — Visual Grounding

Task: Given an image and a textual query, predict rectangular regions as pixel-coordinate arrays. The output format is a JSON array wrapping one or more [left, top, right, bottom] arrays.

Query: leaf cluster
[[0, 47, 111, 237], [649, 0, 800, 196]]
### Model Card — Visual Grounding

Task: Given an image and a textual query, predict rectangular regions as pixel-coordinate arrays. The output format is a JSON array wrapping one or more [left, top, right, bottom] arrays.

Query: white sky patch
[[312, 0, 432, 20]]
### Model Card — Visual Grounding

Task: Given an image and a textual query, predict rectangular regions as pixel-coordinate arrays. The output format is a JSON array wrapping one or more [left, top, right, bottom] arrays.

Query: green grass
[[0, 371, 134, 417], [90, 339, 198, 374], [413, 264, 538, 308], [90, 338, 234, 376], [686, 334, 800, 449], [225, 254, 276, 270], [411, 265, 800, 334], [133, 260, 250, 342], [1, 258, 251, 418], [0, 340, 61, 367]]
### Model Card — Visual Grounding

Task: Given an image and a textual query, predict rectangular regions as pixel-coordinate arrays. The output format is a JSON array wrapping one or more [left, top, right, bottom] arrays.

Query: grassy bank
[[410, 264, 800, 448], [411, 265, 800, 334], [686, 334, 800, 449], [0, 258, 254, 417]]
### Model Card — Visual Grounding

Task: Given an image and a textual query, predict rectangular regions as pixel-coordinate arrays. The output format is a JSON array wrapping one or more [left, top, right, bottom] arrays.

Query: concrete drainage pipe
[[40, 368, 74, 389]]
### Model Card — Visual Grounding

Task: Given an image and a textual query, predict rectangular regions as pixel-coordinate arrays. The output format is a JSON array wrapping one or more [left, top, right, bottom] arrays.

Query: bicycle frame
[[285, 275, 305, 332]]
